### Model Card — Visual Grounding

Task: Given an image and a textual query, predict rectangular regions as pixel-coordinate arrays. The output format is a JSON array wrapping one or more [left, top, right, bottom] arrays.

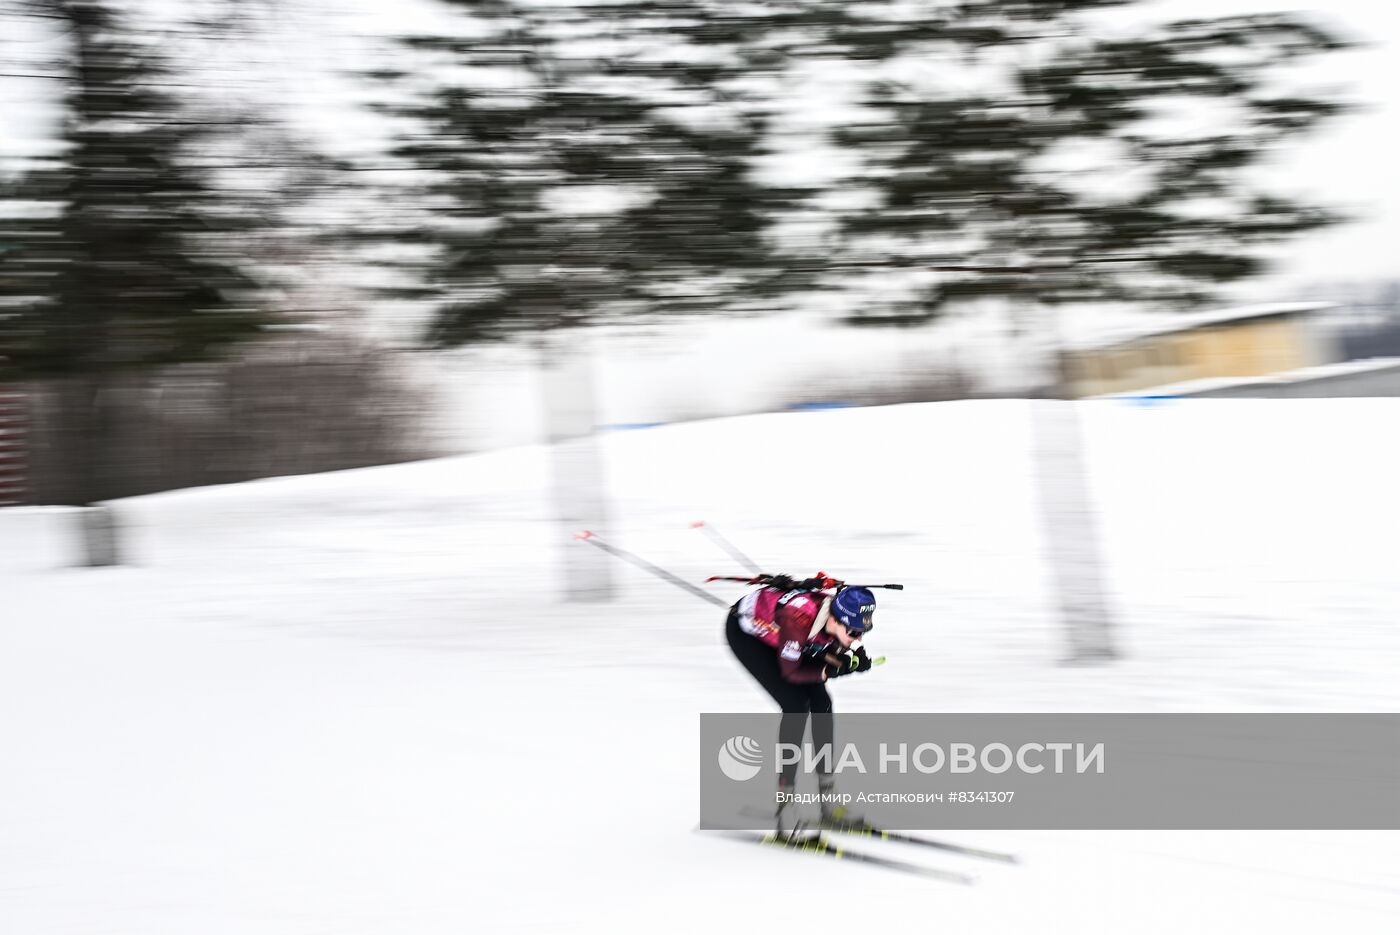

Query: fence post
[[0, 384, 29, 507]]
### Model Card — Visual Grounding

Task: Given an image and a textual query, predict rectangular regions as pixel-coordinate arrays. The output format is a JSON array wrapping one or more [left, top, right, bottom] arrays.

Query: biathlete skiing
[[574, 530, 1010, 875], [723, 572, 882, 835]]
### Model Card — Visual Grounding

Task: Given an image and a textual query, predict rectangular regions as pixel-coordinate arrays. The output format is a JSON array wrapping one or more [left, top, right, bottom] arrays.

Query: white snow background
[[3, 398, 1399, 932]]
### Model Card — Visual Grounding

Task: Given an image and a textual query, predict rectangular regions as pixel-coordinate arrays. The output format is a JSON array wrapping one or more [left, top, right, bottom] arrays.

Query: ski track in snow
[[2, 399, 1399, 933]]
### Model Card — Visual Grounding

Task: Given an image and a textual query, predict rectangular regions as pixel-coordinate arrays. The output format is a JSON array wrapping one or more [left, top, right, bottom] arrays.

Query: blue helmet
[[831, 586, 876, 635]]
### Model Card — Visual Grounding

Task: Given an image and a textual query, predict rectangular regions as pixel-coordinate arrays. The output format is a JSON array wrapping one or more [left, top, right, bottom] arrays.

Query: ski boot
[[769, 783, 821, 847], [818, 777, 872, 831]]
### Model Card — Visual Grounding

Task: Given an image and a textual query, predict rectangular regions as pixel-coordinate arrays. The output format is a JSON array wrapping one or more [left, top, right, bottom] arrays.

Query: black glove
[[825, 647, 873, 679], [824, 656, 854, 679]]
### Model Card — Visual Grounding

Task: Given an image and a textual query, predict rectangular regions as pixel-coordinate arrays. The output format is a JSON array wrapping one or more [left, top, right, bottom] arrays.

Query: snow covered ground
[[3, 399, 1399, 933]]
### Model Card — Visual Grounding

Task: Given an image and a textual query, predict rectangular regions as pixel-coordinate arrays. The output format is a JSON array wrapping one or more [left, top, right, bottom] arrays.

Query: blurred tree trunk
[[1023, 299, 1118, 663], [540, 328, 614, 601], [1029, 401, 1118, 662], [51, 374, 121, 564]]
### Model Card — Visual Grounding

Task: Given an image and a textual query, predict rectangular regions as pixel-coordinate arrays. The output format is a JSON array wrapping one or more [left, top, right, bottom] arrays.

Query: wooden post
[[0, 385, 28, 506]]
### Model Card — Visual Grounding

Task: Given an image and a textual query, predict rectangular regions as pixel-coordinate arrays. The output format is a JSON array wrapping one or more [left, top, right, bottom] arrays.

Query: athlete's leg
[[726, 607, 816, 789]]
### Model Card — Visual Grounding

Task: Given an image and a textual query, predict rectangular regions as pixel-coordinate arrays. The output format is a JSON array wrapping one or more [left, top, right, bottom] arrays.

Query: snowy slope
[[2, 399, 1399, 933]]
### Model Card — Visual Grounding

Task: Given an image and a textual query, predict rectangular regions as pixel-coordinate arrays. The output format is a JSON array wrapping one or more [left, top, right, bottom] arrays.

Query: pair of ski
[[721, 815, 1018, 884]]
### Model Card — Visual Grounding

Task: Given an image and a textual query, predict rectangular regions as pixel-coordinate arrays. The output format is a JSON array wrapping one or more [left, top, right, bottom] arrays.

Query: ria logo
[[717, 735, 764, 781]]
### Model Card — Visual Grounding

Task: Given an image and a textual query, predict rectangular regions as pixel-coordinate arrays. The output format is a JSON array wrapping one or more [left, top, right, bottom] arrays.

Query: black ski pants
[[725, 606, 833, 789]]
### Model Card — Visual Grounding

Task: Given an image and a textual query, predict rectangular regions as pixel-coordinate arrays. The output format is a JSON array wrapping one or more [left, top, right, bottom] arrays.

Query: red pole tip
[[690, 520, 705, 528], [575, 530, 594, 540]]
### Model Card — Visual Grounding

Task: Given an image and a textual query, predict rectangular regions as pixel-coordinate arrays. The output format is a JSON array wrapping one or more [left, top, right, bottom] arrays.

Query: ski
[[713, 830, 977, 884], [737, 806, 1018, 864], [819, 819, 1020, 864]]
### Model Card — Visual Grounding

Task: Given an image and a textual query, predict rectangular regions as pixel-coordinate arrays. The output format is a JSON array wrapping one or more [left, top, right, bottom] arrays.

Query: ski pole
[[576, 531, 729, 607], [690, 520, 761, 575], [579, 532, 894, 661]]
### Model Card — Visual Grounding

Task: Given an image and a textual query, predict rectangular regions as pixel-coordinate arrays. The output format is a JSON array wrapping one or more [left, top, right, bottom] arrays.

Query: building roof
[[1062, 302, 1335, 353], [1089, 355, 1400, 399]]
